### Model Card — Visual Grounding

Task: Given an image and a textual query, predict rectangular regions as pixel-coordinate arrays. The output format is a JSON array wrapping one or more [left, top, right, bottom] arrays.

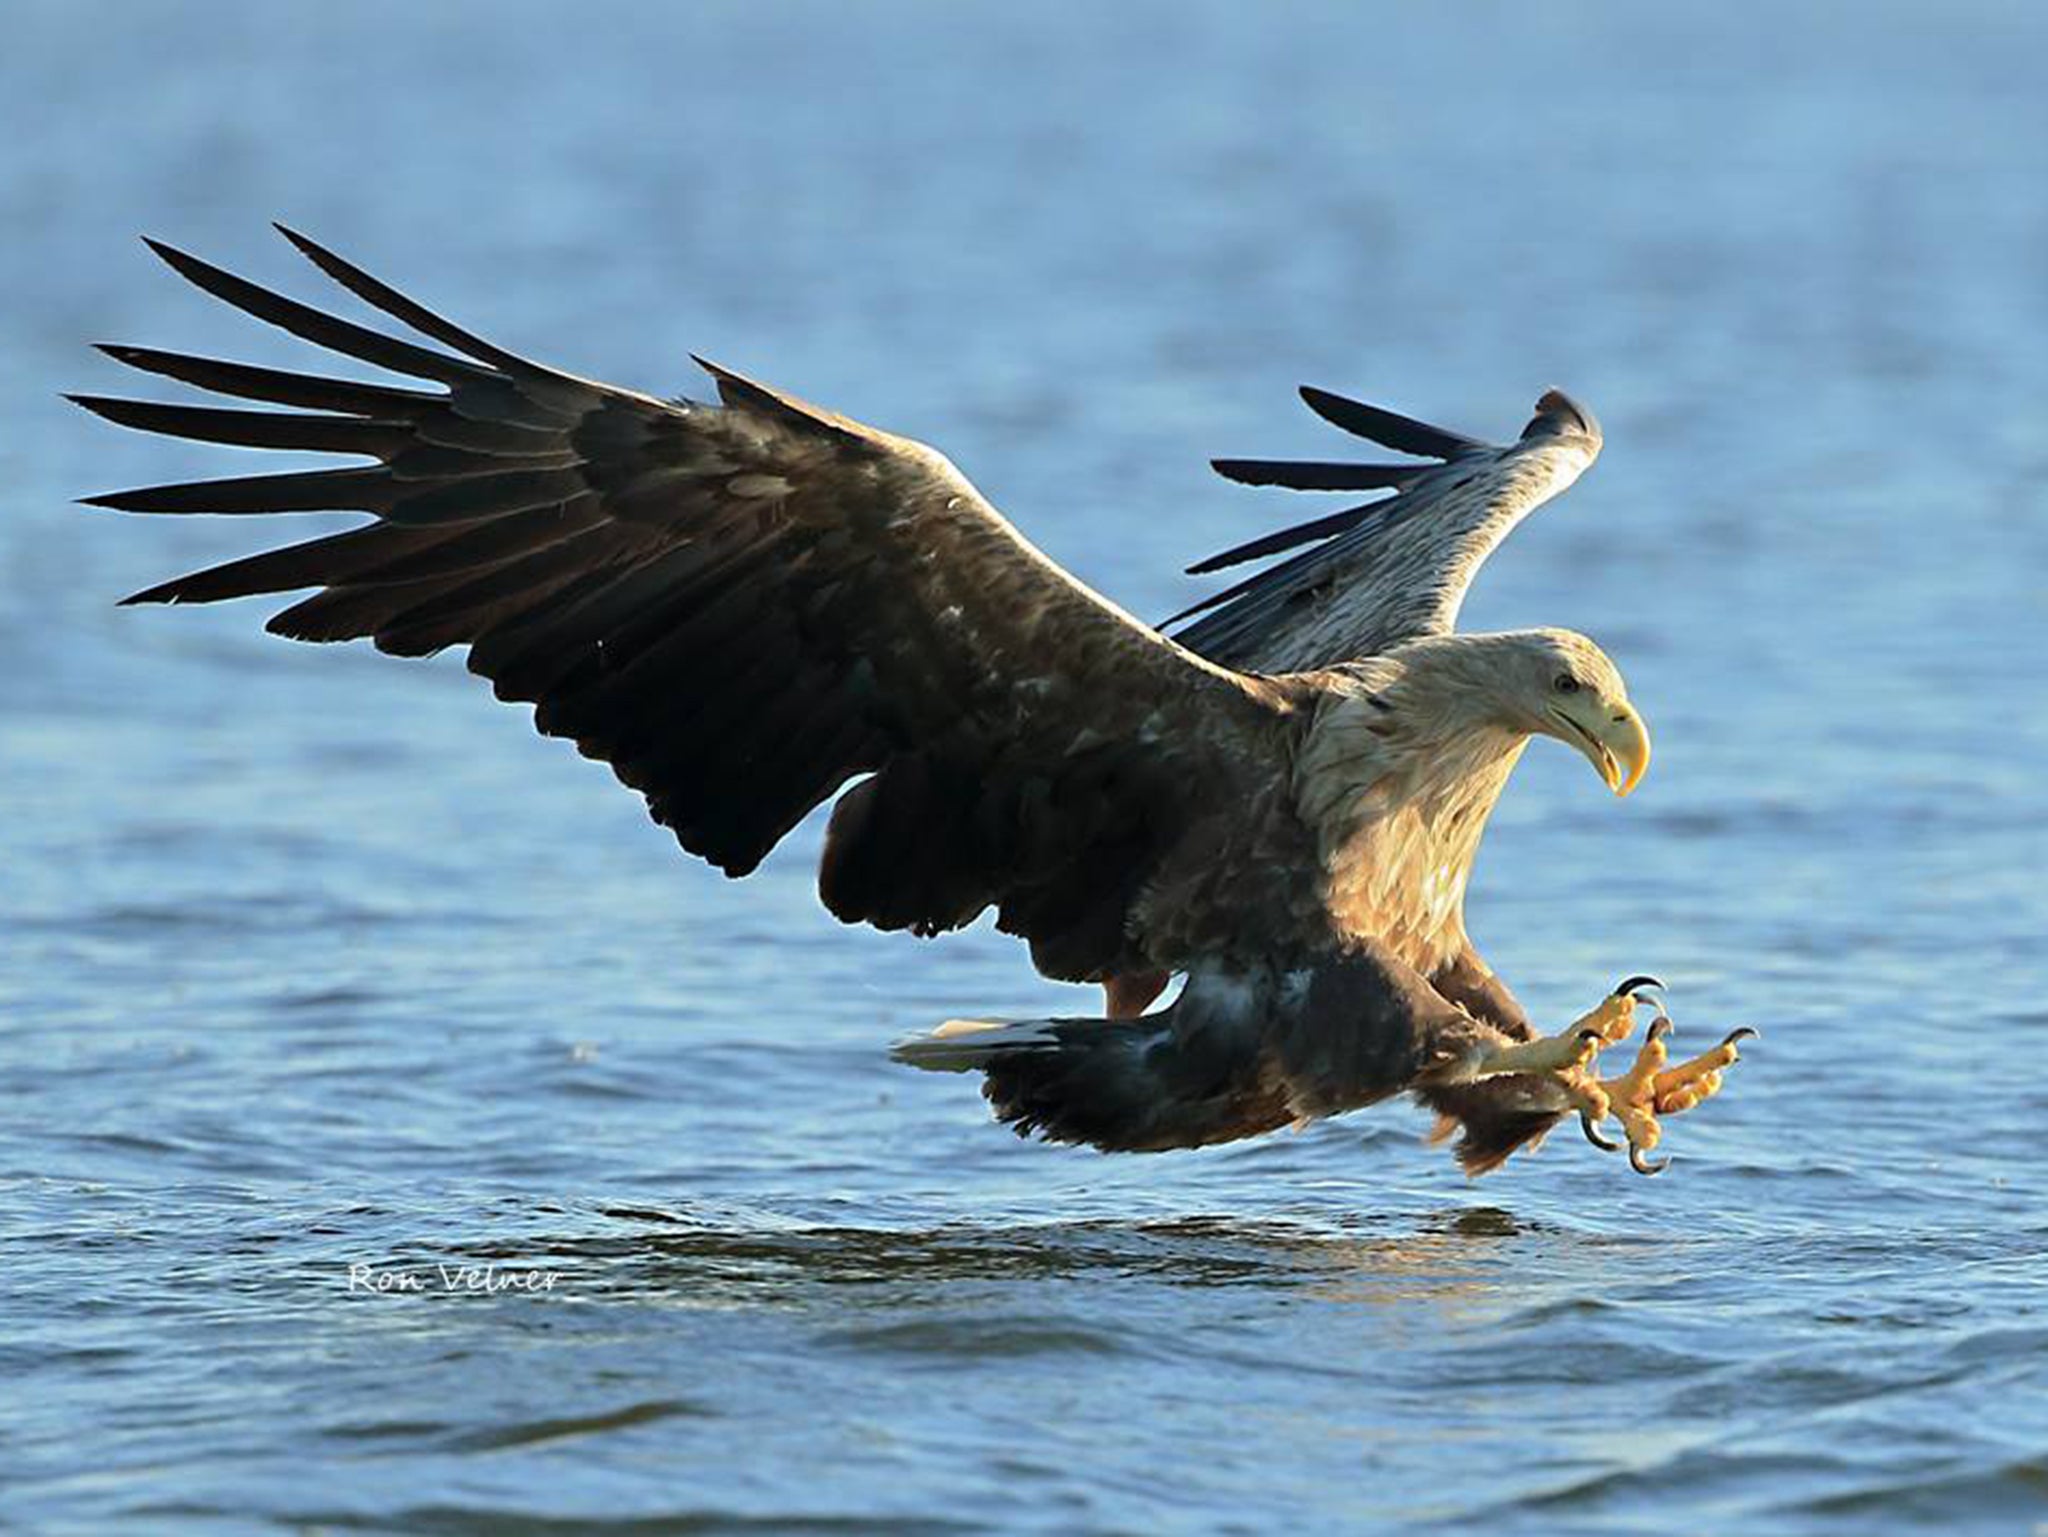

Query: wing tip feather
[[1209, 456, 1424, 492], [1296, 385, 1484, 460], [271, 222, 336, 273], [140, 235, 200, 276], [1523, 387, 1603, 450]]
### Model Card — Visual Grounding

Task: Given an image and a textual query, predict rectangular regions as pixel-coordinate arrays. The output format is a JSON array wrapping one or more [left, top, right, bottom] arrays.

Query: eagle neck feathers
[[1296, 651, 1529, 975]]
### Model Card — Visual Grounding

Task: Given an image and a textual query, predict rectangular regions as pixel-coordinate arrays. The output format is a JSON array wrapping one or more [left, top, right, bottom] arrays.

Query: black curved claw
[[1647, 1016, 1674, 1045], [1722, 1027, 1759, 1048], [1629, 1145, 1670, 1176], [1612, 974, 1664, 1000], [1580, 1113, 1620, 1152]]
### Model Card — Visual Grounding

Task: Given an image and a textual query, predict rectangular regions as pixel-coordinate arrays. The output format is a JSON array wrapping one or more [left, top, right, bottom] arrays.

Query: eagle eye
[[1553, 673, 1581, 695]]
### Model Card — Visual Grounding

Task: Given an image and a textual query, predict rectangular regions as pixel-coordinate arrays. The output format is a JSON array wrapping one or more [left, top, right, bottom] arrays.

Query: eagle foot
[[1469, 979, 1752, 1175], [1468, 975, 1656, 1083], [1570, 1017, 1758, 1175]]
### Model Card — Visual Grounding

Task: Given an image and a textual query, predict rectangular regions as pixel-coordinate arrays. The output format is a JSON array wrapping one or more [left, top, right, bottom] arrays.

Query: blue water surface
[[3, 3, 2046, 1532]]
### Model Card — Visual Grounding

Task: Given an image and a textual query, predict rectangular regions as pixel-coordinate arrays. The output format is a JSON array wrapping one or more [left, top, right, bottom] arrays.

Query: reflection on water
[[362, 1206, 1538, 1309]]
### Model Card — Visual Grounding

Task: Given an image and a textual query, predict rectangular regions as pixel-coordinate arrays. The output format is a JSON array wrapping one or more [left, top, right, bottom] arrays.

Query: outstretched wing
[[77, 229, 1302, 982], [1166, 386, 1601, 671]]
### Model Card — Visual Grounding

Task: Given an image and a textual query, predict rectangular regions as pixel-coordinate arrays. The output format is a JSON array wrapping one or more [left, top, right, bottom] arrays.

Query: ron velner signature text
[[348, 1262, 563, 1295]]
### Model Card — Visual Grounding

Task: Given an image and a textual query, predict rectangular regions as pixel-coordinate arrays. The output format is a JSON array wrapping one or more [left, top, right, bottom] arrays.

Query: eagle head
[[1491, 629, 1650, 797]]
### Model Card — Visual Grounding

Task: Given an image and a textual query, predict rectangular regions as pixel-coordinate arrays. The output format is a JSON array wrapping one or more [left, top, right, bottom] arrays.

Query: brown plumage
[[78, 229, 1655, 1175]]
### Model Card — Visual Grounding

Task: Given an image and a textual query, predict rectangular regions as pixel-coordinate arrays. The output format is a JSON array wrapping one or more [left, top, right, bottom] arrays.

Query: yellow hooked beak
[[1552, 701, 1652, 798]]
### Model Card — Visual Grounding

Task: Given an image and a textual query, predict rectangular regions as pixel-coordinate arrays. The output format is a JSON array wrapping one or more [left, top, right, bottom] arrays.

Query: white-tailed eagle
[[75, 230, 1751, 1175]]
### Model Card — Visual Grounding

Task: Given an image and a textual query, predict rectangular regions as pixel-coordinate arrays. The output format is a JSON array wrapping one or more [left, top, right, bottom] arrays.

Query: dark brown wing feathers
[[82, 231, 1292, 980]]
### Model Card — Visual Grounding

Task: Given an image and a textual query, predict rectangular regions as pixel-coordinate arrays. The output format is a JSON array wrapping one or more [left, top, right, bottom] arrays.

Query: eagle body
[[78, 230, 1655, 1175]]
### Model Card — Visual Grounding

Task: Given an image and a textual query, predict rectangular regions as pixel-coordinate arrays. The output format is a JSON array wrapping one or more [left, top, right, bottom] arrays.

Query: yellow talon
[[1587, 1020, 1757, 1175], [1550, 985, 1656, 1134], [1570, 990, 1643, 1047], [1470, 1024, 1602, 1079], [1468, 985, 1656, 1133], [1604, 1018, 1674, 1172], [1463, 982, 1753, 1177], [1653, 1027, 1757, 1113]]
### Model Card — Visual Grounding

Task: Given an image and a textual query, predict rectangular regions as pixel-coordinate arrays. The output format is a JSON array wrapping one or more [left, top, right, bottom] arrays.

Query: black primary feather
[[1184, 501, 1391, 576], [91, 343, 439, 415], [1296, 386, 1484, 459], [1208, 458, 1421, 491], [1186, 393, 1477, 578], [140, 238, 495, 388]]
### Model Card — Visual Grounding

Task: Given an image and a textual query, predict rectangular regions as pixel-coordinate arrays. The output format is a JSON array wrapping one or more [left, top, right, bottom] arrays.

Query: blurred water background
[[4, 2, 2047, 1531]]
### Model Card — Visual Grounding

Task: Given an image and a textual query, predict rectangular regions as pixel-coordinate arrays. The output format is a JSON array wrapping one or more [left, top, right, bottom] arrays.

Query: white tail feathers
[[932, 1018, 1005, 1039], [891, 1017, 1065, 1072]]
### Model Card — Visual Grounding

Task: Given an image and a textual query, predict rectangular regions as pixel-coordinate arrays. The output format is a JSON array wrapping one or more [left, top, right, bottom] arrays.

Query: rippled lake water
[[5, 3, 2047, 1531]]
